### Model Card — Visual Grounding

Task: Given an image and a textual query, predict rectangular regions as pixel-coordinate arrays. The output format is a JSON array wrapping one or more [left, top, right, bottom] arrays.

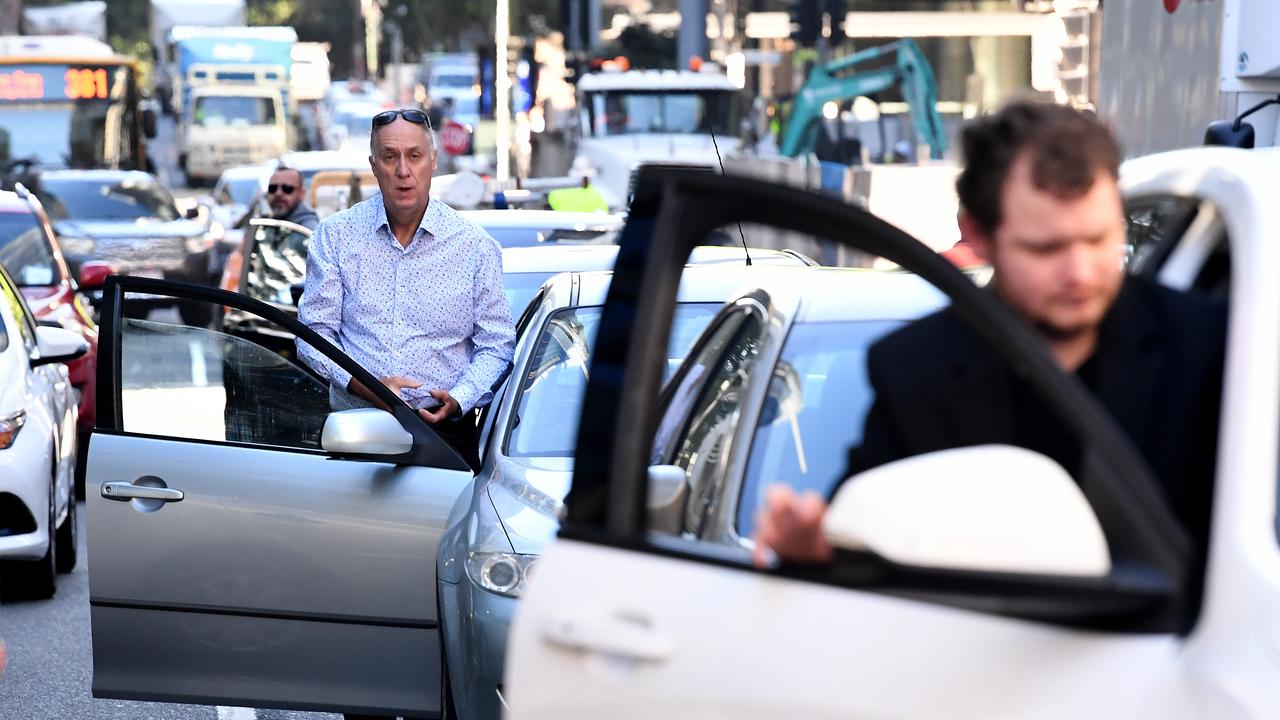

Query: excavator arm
[[779, 39, 947, 161]]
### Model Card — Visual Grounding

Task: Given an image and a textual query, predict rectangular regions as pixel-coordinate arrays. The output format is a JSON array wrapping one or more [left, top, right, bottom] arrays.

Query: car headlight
[[0, 409, 26, 450], [465, 552, 537, 598]]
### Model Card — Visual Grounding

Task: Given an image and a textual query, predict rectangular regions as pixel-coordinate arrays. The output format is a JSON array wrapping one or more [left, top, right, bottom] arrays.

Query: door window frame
[[95, 275, 469, 471], [563, 168, 1196, 634]]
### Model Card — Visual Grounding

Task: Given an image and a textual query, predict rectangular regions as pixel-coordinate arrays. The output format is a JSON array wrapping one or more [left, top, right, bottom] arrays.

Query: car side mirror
[[290, 283, 304, 306], [1204, 120, 1255, 148], [32, 325, 89, 367], [78, 261, 113, 290], [321, 408, 414, 457], [823, 445, 1111, 577]]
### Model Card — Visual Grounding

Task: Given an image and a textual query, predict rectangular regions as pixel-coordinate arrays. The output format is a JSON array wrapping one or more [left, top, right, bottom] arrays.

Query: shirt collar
[[374, 194, 442, 249]]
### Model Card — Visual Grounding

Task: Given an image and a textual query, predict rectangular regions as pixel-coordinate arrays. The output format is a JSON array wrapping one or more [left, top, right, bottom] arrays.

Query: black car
[[37, 170, 216, 325]]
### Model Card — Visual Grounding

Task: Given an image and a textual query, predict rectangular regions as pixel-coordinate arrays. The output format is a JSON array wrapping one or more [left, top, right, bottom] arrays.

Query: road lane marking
[[216, 707, 256, 720]]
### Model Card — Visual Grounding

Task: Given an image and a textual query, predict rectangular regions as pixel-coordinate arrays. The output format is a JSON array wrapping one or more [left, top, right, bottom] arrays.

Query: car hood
[[55, 218, 206, 240], [487, 454, 574, 555]]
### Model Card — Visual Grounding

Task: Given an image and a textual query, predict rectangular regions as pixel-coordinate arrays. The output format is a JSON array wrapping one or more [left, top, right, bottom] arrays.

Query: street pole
[[678, 0, 708, 69], [496, 0, 512, 181]]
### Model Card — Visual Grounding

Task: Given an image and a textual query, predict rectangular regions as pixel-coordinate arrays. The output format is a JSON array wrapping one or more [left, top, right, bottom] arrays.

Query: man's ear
[[958, 212, 993, 263]]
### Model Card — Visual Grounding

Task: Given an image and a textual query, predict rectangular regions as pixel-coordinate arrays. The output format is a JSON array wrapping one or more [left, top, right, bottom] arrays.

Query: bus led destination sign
[[0, 64, 117, 102]]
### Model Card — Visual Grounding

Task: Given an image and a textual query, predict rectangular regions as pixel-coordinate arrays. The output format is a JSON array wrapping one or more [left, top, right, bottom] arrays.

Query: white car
[[504, 154, 1280, 718], [0, 262, 88, 599], [502, 243, 817, 319]]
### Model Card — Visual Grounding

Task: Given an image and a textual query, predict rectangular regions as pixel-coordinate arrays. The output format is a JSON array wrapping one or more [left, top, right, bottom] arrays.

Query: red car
[[0, 186, 107, 492]]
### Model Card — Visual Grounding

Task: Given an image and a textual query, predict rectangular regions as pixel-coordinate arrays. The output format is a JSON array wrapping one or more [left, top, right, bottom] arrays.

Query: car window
[[0, 211, 58, 287], [119, 296, 331, 450], [1124, 196, 1198, 274], [40, 177, 180, 222], [0, 268, 36, 354], [649, 306, 767, 538], [736, 320, 900, 537], [506, 303, 719, 458], [485, 226, 614, 249]]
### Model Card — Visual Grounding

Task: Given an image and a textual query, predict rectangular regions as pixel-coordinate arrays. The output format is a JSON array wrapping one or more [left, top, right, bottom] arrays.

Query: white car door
[[87, 277, 473, 717], [505, 168, 1217, 718]]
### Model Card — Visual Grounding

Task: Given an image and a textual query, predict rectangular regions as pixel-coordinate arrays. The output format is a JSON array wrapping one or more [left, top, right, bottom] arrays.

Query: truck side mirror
[[1204, 120, 1254, 148]]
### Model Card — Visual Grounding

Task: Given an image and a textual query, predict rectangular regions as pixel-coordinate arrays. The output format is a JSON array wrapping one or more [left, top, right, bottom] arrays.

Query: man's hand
[[346, 376, 422, 412], [418, 389, 460, 425], [752, 484, 835, 568]]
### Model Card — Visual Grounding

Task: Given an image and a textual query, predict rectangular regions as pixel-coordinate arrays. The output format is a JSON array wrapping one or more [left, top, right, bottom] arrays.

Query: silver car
[[435, 264, 834, 719]]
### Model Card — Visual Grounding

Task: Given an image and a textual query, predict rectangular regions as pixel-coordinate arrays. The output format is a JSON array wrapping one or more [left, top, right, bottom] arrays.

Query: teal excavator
[[779, 39, 947, 161]]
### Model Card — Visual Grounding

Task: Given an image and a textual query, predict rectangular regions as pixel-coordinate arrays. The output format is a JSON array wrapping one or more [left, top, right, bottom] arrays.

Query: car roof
[[218, 165, 271, 181], [578, 70, 737, 92], [41, 169, 160, 184], [465, 209, 623, 231], [566, 266, 947, 323], [502, 244, 812, 275], [274, 150, 371, 171]]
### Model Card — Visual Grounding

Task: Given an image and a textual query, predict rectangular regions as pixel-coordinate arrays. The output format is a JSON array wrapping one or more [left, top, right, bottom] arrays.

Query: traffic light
[[788, 0, 820, 46]]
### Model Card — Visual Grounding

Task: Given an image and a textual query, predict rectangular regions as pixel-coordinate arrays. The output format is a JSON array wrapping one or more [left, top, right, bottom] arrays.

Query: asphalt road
[[0, 501, 342, 720]]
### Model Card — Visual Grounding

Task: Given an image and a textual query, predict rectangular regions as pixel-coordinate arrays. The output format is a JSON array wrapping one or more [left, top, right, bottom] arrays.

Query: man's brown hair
[[956, 99, 1122, 237]]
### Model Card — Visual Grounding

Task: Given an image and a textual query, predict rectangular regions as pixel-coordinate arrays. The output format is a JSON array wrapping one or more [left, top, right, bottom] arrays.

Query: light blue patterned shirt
[[297, 193, 515, 414]]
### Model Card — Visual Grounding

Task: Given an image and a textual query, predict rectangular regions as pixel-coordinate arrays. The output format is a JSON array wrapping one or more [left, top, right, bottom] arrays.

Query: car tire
[[2, 487, 57, 600], [179, 300, 214, 329], [55, 496, 77, 574]]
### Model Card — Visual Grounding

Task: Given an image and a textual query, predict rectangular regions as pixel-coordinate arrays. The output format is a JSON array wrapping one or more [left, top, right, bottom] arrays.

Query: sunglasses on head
[[372, 108, 432, 130], [267, 184, 297, 194]]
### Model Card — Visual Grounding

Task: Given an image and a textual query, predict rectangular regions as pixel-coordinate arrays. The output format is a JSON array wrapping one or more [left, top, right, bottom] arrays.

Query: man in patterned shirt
[[297, 109, 515, 471]]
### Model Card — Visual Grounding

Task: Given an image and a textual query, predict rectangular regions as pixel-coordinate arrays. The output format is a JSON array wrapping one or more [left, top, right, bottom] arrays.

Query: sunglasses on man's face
[[268, 184, 297, 195], [371, 108, 432, 130]]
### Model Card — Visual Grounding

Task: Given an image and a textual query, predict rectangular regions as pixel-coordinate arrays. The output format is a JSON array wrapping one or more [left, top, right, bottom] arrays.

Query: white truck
[[172, 26, 297, 186], [149, 0, 245, 115], [573, 68, 740, 211], [1096, 0, 1280, 155]]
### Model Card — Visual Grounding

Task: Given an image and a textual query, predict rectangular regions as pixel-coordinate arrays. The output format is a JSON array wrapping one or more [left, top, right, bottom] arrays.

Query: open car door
[[504, 168, 1220, 718], [87, 277, 471, 716]]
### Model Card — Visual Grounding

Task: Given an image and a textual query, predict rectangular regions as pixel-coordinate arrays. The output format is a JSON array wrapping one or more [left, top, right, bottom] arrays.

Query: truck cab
[[180, 85, 286, 185], [574, 69, 739, 211]]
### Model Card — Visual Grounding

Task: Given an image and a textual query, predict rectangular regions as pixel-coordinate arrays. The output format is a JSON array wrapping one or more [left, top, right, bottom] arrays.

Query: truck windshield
[[194, 96, 277, 127], [588, 90, 735, 136]]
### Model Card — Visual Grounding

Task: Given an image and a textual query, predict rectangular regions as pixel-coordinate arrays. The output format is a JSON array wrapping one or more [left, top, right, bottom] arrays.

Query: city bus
[[0, 35, 154, 173]]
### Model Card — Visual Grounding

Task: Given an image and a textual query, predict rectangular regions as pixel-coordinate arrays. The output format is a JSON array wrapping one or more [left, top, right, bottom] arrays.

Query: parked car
[[502, 244, 818, 319], [0, 187, 102, 449], [36, 170, 216, 325], [0, 262, 88, 599], [436, 264, 856, 719], [463, 209, 623, 248], [501, 158, 1271, 718]]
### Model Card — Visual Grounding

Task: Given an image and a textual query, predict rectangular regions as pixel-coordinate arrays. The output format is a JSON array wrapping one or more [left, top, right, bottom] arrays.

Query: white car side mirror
[[823, 445, 1111, 577], [321, 408, 413, 457], [646, 464, 688, 535], [32, 325, 89, 367]]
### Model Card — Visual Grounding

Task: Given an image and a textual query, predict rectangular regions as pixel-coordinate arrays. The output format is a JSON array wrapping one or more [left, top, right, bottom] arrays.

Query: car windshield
[[507, 303, 720, 458], [736, 320, 903, 536], [0, 211, 57, 286], [504, 271, 556, 318], [40, 176, 180, 222], [0, 101, 124, 169], [194, 95, 277, 127], [588, 90, 735, 136], [221, 175, 262, 206]]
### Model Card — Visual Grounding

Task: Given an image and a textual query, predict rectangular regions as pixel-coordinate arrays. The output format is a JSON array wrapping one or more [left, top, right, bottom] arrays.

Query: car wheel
[[55, 496, 77, 574], [179, 300, 214, 329], [2, 488, 57, 600]]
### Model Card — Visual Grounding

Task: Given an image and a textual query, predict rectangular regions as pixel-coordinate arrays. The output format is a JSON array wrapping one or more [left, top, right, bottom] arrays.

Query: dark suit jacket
[[845, 276, 1226, 543]]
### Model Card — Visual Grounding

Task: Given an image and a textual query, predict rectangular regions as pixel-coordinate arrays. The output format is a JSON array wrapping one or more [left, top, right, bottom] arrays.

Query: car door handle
[[541, 611, 674, 662], [100, 481, 185, 503]]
